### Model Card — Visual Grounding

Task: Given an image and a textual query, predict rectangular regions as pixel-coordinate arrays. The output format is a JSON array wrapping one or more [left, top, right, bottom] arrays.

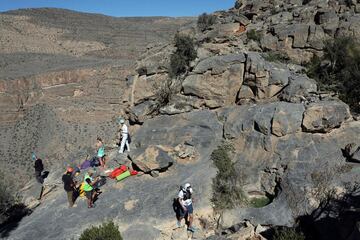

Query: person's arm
[[178, 192, 187, 211]]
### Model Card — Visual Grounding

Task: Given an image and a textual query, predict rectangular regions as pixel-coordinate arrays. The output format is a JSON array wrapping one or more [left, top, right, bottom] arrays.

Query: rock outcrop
[[1, 2, 360, 240]]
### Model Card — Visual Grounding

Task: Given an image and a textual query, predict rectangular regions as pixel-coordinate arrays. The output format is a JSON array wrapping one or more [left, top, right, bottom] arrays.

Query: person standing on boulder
[[177, 183, 196, 232], [95, 137, 105, 167], [83, 172, 100, 208], [118, 118, 130, 154], [62, 167, 77, 207], [33, 153, 45, 200], [33, 153, 44, 184]]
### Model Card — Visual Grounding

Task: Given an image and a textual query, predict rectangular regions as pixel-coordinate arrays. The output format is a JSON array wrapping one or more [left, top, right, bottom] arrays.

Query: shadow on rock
[[0, 204, 32, 238], [297, 184, 360, 240]]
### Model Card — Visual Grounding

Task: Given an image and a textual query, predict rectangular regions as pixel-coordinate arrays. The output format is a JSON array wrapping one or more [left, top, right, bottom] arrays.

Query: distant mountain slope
[[0, 8, 195, 78]]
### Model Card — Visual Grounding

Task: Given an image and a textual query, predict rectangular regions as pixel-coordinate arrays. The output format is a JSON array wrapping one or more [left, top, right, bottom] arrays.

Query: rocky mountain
[[1, 1, 360, 240], [0, 8, 194, 185]]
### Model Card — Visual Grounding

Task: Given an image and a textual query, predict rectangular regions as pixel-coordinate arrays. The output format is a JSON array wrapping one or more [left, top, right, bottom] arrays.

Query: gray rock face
[[193, 54, 246, 74], [6, 110, 223, 240], [219, 102, 305, 138], [279, 74, 318, 102], [222, 192, 294, 227], [272, 103, 305, 137], [123, 224, 160, 240], [218, 102, 360, 228], [302, 101, 352, 133]]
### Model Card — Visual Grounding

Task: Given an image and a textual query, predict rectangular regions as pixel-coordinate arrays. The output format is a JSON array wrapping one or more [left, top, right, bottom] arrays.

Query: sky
[[0, 0, 235, 17]]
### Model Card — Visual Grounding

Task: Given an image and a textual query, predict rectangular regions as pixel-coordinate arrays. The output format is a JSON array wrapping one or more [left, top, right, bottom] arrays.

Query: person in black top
[[34, 157, 44, 184], [62, 167, 76, 207]]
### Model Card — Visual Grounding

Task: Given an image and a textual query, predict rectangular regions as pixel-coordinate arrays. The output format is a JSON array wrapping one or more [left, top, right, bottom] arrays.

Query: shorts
[[177, 203, 193, 217], [85, 190, 93, 200], [186, 203, 194, 214]]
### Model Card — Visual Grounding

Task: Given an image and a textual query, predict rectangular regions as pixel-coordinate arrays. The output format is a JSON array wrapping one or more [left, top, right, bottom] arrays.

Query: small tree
[[197, 13, 217, 32], [246, 29, 263, 42], [273, 227, 305, 240], [169, 33, 196, 77], [79, 221, 123, 240], [211, 143, 246, 211], [307, 36, 360, 113]]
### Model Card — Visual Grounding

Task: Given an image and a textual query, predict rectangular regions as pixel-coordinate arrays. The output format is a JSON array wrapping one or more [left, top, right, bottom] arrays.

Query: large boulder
[[183, 63, 244, 107], [302, 101, 352, 133], [193, 54, 246, 74], [279, 74, 317, 103], [220, 102, 304, 138], [133, 73, 168, 105], [129, 145, 175, 173], [272, 103, 305, 137]]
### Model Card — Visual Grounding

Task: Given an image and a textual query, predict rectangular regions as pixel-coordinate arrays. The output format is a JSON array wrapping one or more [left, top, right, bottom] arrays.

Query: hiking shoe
[[176, 221, 182, 228], [187, 226, 197, 232]]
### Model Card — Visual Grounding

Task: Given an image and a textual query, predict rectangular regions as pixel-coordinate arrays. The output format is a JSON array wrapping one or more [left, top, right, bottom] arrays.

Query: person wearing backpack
[[177, 183, 196, 232]]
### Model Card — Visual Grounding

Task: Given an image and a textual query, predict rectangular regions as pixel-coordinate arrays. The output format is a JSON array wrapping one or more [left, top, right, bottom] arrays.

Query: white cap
[[119, 118, 125, 124], [184, 183, 191, 189]]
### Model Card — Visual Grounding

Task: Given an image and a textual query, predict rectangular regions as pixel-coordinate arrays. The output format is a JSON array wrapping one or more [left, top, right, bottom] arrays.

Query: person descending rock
[[118, 118, 130, 154], [33, 153, 45, 200], [95, 137, 105, 167], [177, 183, 196, 232], [62, 167, 77, 207], [33, 153, 44, 184]]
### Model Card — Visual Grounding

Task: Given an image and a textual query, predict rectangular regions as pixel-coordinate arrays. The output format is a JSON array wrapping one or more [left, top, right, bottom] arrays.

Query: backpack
[[179, 186, 192, 201]]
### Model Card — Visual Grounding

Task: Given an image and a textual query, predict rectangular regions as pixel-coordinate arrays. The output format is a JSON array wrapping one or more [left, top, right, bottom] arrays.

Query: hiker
[[177, 183, 196, 232], [96, 137, 105, 167], [33, 153, 44, 184], [118, 118, 130, 154], [83, 171, 101, 208], [62, 167, 77, 207]]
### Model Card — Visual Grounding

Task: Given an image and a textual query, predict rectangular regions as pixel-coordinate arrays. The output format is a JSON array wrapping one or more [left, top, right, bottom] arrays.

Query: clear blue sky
[[0, 0, 235, 17]]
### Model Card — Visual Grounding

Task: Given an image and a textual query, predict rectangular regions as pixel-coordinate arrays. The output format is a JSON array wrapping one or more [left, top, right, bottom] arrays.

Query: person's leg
[[186, 204, 195, 231], [125, 138, 130, 152], [176, 207, 185, 227], [86, 191, 92, 208], [119, 135, 126, 153], [67, 191, 74, 207]]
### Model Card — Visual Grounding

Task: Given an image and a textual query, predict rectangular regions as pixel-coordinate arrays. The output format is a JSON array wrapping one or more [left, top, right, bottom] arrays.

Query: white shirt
[[178, 188, 193, 206], [121, 124, 128, 135]]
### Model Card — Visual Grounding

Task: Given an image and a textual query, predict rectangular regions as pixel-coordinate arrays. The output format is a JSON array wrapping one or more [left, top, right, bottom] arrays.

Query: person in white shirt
[[177, 183, 196, 232], [118, 118, 130, 154]]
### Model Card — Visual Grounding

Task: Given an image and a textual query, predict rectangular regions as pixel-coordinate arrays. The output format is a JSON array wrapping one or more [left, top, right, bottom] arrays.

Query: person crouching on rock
[[83, 171, 100, 208], [62, 167, 77, 207], [95, 137, 105, 168]]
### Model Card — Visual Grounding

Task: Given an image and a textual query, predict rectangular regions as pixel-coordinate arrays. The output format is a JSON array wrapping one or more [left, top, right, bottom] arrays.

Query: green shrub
[[263, 52, 290, 63], [246, 29, 263, 42], [273, 228, 305, 240], [197, 13, 217, 32], [169, 33, 197, 77], [79, 221, 122, 240], [307, 36, 360, 113], [211, 143, 246, 211]]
